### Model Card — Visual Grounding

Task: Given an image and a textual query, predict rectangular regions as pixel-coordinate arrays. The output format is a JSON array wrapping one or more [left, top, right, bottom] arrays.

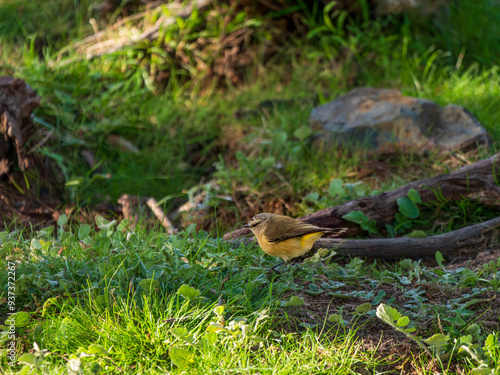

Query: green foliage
[[435, 251, 445, 270], [169, 346, 195, 368], [1, 0, 500, 372], [343, 189, 426, 236], [281, 295, 304, 307], [342, 210, 379, 235], [1, 224, 500, 373], [377, 303, 442, 357]]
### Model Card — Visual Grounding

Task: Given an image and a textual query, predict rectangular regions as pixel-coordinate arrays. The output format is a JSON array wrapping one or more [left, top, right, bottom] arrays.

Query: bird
[[244, 213, 347, 270]]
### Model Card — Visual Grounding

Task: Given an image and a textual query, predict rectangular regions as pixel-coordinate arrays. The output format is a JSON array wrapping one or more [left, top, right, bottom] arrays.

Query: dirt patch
[[273, 261, 500, 373]]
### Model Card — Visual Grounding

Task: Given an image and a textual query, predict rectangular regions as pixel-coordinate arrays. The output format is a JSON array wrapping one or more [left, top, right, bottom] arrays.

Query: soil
[[273, 254, 500, 373]]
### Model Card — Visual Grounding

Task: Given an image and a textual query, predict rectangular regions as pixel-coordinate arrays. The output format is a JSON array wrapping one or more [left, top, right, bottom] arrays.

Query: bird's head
[[243, 213, 273, 235]]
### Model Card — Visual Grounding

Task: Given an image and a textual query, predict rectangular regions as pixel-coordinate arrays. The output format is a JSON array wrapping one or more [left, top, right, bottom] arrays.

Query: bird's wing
[[265, 220, 324, 243]]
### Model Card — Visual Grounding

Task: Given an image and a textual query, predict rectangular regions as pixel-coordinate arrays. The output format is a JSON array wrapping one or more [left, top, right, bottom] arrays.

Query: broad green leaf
[[276, 131, 287, 143], [380, 276, 395, 283], [460, 335, 473, 345], [214, 305, 224, 318], [384, 223, 395, 237], [304, 192, 319, 203], [88, 344, 109, 356], [95, 215, 109, 228], [16, 365, 31, 375], [328, 314, 343, 323], [30, 238, 42, 250], [406, 230, 427, 238], [372, 290, 386, 305], [397, 316, 410, 328], [0, 331, 8, 346], [171, 328, 194, 344], [48, 247, 59, 257], [78, 224, 91, 240], [397, 197, 419, 219], [169, 346, 194, 368], [376, 304, 401, 325], [206, 323, 226, 333], [399, 259, 413, 269], [18, 353, 38, 366], [9, 312, 31, 328], [57, 214, 68, 227], [342, 210, 369, 225], [146, 265, 164, 280], [328, 179, 344, 197], [407, 189, 422, 204], [139, 279, 160, 293], [466, 323, 480, 337], [282, 296, 304, 307], [345, 182, 366, 196], [402, 221, 413, 229], [471, 368, 495, 375], [355, 303, 372, 314], [423, 333, 449, 348], [435, 251, 445, 269], [177, 284, 201, 300], [261, 157, 275, 168], [97, 262, 112, 276], [95, 215, 116, 231], [59, 317, 71, 335], [294, 125, 312, 141], [170, 327, 189, 339], [250, 336, 266, 343]]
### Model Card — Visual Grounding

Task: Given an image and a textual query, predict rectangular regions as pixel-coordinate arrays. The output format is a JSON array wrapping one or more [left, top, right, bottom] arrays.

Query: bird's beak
[[243, 224, 249, 228]]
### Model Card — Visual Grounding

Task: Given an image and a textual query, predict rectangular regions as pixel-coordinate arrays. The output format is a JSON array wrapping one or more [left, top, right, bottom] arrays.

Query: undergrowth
[[1, 0, 500, 373], [1, 220, 499, 373]]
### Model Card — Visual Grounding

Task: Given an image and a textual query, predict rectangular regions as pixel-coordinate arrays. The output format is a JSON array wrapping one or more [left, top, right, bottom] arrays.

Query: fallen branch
[[146, 197, 175, 235], [225, 152, 500, 240], [314, 216, 500, 258], [230, 216, 500, 259]]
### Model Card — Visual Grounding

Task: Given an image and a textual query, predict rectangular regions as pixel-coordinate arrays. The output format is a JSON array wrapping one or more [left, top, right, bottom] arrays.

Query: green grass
[[1, 0, 500, 373], [1, 0, 499, 215], [1, 222, 499, 373]]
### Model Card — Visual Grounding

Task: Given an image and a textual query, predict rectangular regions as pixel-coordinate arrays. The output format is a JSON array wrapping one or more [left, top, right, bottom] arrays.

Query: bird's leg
[[289, 257, 301, 267], [267, 260, 285, 273]]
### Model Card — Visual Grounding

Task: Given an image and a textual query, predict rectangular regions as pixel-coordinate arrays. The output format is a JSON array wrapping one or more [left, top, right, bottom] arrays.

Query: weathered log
[[314, 216, 500, 258], [230, 216, 500, 259], [224, 152, 500, 240]]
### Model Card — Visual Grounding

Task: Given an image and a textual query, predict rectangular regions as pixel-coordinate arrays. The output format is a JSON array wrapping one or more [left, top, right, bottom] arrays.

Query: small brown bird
[[244, 213, 347, 269]]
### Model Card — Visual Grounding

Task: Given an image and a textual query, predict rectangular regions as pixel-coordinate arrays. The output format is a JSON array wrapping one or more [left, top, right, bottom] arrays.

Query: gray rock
[[374, 0, 448, 15], [310, 88, 491, 154]]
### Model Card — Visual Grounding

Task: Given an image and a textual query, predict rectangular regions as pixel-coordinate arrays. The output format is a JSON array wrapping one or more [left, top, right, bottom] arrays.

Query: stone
[[319, 0, 448, 16], [310, 88, 491, 155]]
